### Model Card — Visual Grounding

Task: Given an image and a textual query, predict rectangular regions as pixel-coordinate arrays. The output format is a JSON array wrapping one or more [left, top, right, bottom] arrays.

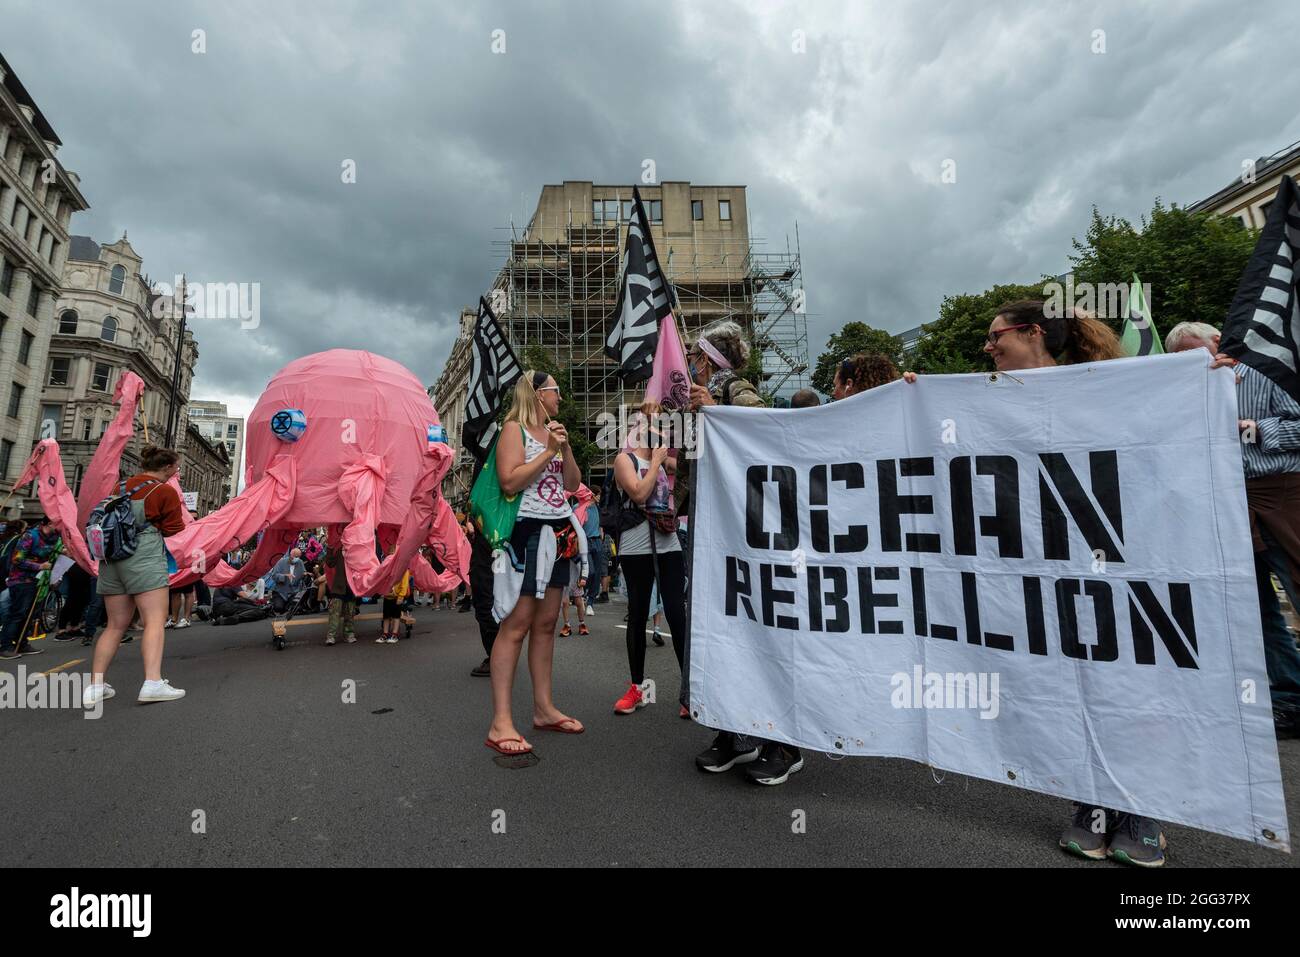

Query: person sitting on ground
[[211, 583, 269, 625]]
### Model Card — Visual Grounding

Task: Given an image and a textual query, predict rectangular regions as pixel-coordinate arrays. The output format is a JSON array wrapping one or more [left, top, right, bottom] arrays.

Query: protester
[[612, 407, 687, 716], [582, 488, 604, 614], [83, 445, 188, 705], [211, 583, 269, 625], [324, 544, 358, 645], [790, 388, 821, 408], [54, 561, 95, 641], [484, 370, 583, 754], [832, 353, 900, 399], [167, 581, 196, 629], [906, 303, 1159, 862], [684, 321, 803, 781], [379, 569, 410, 643], [0, 516, 60, 659], [0, 519, 29, 637], [269, 547, 306, 615], [465, 514, 497, 677], [558, 587, 589, 637], [1166, 320, 1300, 740]]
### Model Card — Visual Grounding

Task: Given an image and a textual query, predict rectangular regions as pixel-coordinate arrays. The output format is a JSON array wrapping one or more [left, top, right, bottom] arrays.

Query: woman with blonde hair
[[484, 370, 584, 755]]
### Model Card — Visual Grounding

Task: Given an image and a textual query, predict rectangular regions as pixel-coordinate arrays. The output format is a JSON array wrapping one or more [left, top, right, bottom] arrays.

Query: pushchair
[[270, 576, 316, 651]]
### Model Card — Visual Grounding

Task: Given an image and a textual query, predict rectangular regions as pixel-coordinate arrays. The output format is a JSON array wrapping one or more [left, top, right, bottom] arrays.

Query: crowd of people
[[2, 308, 1297, 870]]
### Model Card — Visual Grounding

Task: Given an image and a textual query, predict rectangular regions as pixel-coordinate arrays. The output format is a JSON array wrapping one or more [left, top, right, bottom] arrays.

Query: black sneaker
[[745, 743, 804, 785], [1274, 708, 1300, 740], [18, 643, 43, 656], [0, 646, 19, 660], [470, 657, 491, 678], [53, 632, 81, 642], [695, 731, 760, 773], [596, 593, 610, 604], [1107, 813, 1167, 868], [1059, 803, 1111, 860]]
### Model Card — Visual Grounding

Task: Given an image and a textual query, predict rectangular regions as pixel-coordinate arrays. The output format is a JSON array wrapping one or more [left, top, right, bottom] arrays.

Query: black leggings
[[622, 550, 686, 684]]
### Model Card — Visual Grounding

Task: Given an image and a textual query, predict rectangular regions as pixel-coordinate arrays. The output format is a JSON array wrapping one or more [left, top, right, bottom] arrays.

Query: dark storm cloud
[[4, 0, 1297, 414]]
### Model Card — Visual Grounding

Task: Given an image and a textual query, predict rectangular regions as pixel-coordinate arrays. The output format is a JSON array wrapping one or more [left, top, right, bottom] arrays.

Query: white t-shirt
[[516, 426, 573, 520], [618, 454, 682, 556]]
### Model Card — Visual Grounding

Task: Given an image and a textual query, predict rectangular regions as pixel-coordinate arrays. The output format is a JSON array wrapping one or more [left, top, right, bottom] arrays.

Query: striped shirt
[[1236, 363, 1300, 479]]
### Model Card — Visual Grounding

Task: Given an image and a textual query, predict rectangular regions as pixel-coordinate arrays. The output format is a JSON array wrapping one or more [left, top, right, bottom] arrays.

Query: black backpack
[[85, 478, 160, 562]]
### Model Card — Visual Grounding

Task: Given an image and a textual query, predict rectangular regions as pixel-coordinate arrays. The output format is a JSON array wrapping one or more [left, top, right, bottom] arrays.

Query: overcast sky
[[6, 0, 1298, 423]]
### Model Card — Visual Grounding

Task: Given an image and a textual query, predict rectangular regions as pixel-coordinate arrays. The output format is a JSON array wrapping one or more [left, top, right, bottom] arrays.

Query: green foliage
[[810, 322, 904, 394], [1067, 200, 1256, 334], [519, 345, 597, 481], [901, 199, 1256, 373], [909, 282, 1046, 374]]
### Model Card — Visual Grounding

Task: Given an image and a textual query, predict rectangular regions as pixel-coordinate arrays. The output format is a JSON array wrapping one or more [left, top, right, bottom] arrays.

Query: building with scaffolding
[[488, 180, 807, 472]]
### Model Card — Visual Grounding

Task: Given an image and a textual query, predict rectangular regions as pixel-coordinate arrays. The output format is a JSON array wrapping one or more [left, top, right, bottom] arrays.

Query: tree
[[1067, 199, 1256, 334], [811, 322, 904, 395], [519, 345, 598, 481], [909, 282, 1045, 374]]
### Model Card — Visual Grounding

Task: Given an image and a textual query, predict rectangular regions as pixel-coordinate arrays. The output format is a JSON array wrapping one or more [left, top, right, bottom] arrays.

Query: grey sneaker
[[1059, 803, 1111, 860], [1107, 813, 1167, 868], [325, 634, 336, 645]]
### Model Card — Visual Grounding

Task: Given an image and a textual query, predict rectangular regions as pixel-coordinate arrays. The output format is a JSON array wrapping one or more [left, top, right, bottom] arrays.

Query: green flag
[[1120, 274, 1163, 356]]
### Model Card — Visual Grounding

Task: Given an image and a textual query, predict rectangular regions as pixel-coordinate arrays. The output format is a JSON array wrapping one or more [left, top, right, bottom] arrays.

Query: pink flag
[[12, 439, 97, 573], [642, 313, 692, 412], [76, 371, 145, 528]]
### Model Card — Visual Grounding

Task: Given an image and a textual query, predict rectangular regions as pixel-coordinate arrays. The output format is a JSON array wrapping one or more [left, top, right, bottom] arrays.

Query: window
[[591, 200, 603, 224], [0, 258, 12, 297], [26, 283, 39, 316], [81, 417, 92, 440], [48, 357, 70, 386], [18, 330, 32, 365], [109, 264, 126, 295], [604, 200, 618, 224], [622, 200, 633, 222], [719, 200, 731, 221], [101, 316, 117, 343], [647, 200, 662, 224], [91, 362, 111, 392], [10, 201, 24, 228], [58, 310, 77, 334], [227, 424, 238, 437], [0, 440, 12, 479], [7, 383, 23, 418], [39, 404, 60, 439], [692, 200, 703, 221]]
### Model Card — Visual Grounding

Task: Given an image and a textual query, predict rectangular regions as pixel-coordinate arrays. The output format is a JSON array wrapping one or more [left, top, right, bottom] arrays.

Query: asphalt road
[[2, 596, 1296, 868]]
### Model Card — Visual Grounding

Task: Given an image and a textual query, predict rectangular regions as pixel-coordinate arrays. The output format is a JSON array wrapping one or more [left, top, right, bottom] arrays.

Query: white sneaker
[[375, 635, 386, 644], [83, 683, 115, 706], [344, 634, 357, 644], [176, 618, 191, 629], [325, 635, 336, 646], [386, 635, 399, 644], [164, 619, 175, 629], [138, 679, 186, 703], [587, 608, 596, 617]]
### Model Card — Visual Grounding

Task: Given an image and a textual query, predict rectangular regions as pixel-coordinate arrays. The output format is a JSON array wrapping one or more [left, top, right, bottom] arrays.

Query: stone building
[[180, 419, 230, 517], [429, 307, 475, 508], [187, 399, 244, 501], [0, 53, 90, 517], [1189, 139, 1300, 228], [37, 233, 197, 514]]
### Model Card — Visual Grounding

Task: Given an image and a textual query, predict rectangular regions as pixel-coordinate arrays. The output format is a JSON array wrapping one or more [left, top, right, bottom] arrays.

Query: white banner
[[691, 351, 1289, 850], [182, 491, 198, 512]]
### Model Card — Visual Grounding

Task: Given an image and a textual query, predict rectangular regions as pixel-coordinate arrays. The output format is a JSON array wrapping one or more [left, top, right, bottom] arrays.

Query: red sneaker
[[614, 682, 646, 714], [559, 624, 572, 638]]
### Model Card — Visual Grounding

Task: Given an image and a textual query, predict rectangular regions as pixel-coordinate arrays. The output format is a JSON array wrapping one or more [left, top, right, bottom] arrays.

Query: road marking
[[40, 658, 85, 676]]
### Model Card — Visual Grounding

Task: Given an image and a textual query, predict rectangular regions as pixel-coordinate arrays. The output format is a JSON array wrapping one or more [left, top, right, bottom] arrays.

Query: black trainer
[[1274, 708, 1300, 739], [596, 592, 610, 604], [470, 657, 491, 678], [1107, 813, 1166, 868], [1059, 803, 1111, 860], [695, 731, 760, 773], [0, 646, 19, 660], [745, 743, 804, 785]]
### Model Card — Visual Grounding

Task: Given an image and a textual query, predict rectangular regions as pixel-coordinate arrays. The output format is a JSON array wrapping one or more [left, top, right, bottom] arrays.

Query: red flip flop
[[533, 717, 585, 734], [485, 736, 533, 755]]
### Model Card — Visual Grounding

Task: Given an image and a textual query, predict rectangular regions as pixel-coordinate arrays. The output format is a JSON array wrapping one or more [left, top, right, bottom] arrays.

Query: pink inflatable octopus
[[11, 350, 469, 598]]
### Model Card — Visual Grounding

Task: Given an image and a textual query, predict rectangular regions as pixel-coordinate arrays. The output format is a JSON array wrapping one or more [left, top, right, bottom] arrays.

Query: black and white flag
[[463, 295, 522, 463], [1221, 174, 1300, 402], [605, 186, 677, 384]]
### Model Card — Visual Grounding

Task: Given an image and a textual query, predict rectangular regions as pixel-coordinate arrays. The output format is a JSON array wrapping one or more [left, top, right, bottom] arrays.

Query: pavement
[[1, 596, 1297, 868]]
